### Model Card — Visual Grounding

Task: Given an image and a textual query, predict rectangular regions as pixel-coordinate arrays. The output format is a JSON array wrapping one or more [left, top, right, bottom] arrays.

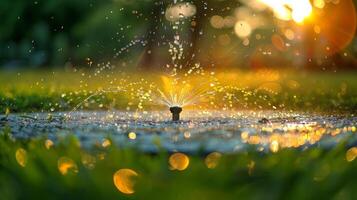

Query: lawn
[[1, 129, 357, 200], [1, 69, 357, 199], [0, 69, 356, 113]]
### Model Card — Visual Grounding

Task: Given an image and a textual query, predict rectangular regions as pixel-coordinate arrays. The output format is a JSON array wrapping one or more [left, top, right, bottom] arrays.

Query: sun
[[259, 0, 313, 23], [290, 0, 313, 23]]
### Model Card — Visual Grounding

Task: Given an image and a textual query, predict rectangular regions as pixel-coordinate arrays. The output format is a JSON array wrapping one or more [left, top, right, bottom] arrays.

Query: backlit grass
[[1, 129, 357, 199], [0, 69, 356, 113]]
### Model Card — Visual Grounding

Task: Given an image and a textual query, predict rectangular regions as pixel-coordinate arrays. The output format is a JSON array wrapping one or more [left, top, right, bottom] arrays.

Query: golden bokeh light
[[258, 82, 282, 94], [210, 15, 236, 29], [235, 118, 354, 152], [210, 15, 224, 29], [346, 147, 357, 162], [205, 152, 222, 169], [259, 0, 313, 23], [169, 152, 190, 171], [81, 153, 96, 169], [248, 135, 261, 145], [313, 0, 325, 9], [183, 132, 191, 139], [128, 132, 137, 140], [242, 38, 250, 46], [102, 138, 111, 148], [241, 131, 249, 142], [113, 169, 139, 195], [223, 16, 236, 28], [58, 157, 78, 175], [270, 140, 280, 153], [97, 152, 106, 160], [45, 139, 54, 150], [165, 2, 196, 22], [287, 80, 300, 90], [247, 160, 255, 175], [284, 29, 295, 40], [271, 34, 286, 51], [313, 25, 321, 34], [218, 34, 231, 46], [15, 148, 27, 167], [234, 20, 252, 38]]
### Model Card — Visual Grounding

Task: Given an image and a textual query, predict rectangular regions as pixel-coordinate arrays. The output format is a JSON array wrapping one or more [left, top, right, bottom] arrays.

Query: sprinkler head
[[170, 106, 182, 121]]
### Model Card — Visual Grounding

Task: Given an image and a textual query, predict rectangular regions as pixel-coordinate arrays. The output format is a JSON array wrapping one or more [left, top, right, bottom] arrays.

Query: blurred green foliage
[[1, 0, 356, 69], [1, 127, 357, 199], [0, 0, 157, 67]]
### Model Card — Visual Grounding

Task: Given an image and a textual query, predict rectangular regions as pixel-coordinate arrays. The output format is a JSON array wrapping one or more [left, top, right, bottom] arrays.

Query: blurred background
[[0, 0, 356, 71]]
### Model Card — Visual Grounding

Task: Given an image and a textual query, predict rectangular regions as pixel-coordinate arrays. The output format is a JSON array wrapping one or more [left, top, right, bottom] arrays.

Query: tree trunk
[[137, 2, 164, 70]]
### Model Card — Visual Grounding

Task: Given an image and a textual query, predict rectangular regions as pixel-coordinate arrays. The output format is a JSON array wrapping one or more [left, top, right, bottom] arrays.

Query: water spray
[[170, 106, 182, 121]]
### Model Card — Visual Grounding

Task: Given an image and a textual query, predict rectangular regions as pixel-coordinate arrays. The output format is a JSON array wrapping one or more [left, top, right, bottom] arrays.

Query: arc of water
[[180, 80, 216, 107], [66, 87, 126, 120]]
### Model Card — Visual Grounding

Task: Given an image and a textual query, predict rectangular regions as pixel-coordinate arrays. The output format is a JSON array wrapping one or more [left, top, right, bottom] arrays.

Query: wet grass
[[1, 128, 357, 200], [1, 69, 357, 199], [0, 69, 356, 113]]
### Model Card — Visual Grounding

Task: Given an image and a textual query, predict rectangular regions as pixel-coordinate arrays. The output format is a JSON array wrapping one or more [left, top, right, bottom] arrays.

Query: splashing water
[[68, 0, 223, 118], [154, 70, 217, 108], [62, 0, 315, 120]]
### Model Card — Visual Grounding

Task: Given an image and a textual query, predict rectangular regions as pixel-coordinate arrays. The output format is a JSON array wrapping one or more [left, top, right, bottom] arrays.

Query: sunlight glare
[[258, 0, 312, 23]]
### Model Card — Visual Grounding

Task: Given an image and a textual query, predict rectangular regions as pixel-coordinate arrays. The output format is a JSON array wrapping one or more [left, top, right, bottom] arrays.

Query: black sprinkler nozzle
[[170, 106, 182, 121]]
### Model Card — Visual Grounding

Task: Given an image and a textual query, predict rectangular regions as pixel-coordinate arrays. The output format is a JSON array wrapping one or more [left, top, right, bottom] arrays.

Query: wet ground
[[1, 110, 356, 153]]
